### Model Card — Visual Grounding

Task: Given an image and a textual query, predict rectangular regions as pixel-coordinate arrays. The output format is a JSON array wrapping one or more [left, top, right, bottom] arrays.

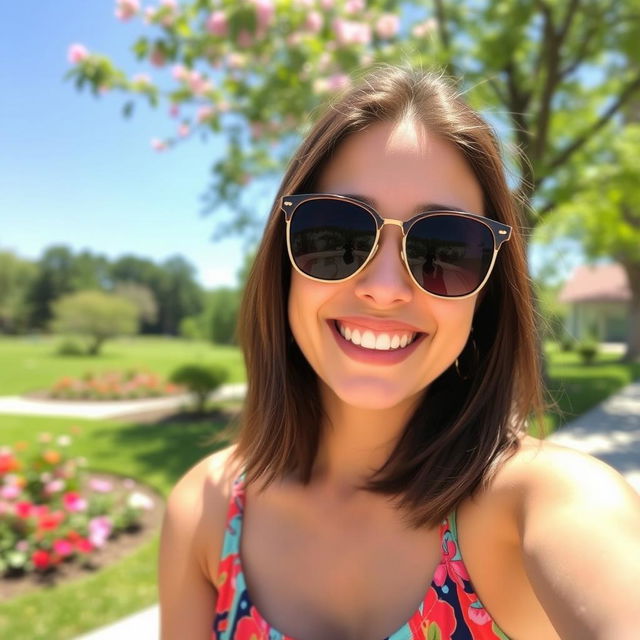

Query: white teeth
[[361, 331, 376, 349], [335, 321, 417, 351]]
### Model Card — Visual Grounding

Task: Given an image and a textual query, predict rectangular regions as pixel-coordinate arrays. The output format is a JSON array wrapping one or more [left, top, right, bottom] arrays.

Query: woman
[[159, 67, 640, 640]]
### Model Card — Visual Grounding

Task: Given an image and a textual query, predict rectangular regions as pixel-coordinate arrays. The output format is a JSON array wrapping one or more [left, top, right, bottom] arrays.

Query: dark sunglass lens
[[405, 216, 494, 296], [289, 199, 377, 280]]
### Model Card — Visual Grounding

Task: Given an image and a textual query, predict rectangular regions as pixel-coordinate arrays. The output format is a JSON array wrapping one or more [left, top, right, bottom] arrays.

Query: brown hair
[[231, 65, 545, 528]]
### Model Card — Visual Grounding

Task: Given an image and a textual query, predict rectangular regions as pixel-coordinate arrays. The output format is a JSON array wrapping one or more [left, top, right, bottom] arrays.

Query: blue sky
[[0, 1, 583, 289]]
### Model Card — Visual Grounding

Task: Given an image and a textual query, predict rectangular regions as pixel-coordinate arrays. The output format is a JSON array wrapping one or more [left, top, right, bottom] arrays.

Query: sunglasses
[[281, 193, 512, 299]]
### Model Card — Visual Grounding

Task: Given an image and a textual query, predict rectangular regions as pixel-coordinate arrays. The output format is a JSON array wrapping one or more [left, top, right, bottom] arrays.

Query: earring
[[455, 330, 478, 381]]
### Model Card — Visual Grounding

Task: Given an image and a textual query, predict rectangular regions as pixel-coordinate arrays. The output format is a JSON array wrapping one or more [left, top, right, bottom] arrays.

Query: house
[[558, 263, 631, 342]]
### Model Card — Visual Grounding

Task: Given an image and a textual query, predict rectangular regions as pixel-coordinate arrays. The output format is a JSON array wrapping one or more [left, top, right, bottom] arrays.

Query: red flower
[[32, 549, 51, 570], [235, 606, 269, 640], [38, 510, 65, 531], [15, 501, 34, 518], [0, 452, 20, 474], [75, 537, 94, 553]]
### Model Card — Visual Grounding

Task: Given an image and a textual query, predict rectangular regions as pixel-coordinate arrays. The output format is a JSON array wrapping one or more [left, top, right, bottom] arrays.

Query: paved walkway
[[0, 383, 247, 420], [2, 379, 636, 639]]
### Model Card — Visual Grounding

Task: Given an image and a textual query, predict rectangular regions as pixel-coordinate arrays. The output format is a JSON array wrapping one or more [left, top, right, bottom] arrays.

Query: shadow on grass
[[87, 409, 239, 493]]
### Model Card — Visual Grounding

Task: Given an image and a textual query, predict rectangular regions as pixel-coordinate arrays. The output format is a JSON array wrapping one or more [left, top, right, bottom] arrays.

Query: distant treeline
[[0, 246, 250, 344]]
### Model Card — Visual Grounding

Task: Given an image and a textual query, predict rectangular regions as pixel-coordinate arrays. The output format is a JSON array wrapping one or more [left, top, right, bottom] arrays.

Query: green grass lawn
[[0, 335, 246, 396], [0, 338, 638, 638]]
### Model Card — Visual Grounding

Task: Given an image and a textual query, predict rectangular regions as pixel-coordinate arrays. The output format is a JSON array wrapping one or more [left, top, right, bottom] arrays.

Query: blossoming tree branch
[[67, 0, 640, 238]]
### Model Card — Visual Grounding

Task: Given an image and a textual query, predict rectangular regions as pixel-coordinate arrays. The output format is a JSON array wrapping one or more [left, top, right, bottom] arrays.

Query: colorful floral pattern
[[212, 473, 510, 640]]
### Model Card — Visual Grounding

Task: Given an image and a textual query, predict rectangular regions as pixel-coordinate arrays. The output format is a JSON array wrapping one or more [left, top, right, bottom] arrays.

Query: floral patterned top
[[212, 473, 510, 640]]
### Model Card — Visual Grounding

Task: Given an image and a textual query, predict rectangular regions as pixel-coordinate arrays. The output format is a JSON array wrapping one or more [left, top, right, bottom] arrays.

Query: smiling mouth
[[333, 320, 423, 351]]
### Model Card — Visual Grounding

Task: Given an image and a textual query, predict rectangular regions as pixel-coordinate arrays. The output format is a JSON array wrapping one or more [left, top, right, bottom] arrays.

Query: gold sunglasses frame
[[281, 193, 512, 300]]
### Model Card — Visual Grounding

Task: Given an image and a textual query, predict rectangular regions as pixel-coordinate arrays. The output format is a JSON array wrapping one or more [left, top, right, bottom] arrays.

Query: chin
[[327, 376, 427, 412]]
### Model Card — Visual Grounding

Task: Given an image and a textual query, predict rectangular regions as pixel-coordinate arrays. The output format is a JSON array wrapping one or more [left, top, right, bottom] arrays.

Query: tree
[[157, 255, 204, 334], [67, 0, 640, 237], [539, 123, 640, 361], [0, 251, 37, 334], [113, 281, 159, 324], [50, 290, 138, 355]]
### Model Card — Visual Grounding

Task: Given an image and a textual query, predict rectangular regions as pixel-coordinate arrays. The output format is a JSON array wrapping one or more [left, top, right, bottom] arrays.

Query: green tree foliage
[[50, 290, 139, 355], [538, 122, 640, 360], [66, 0, 640, 236], [0, 251, 37, 334]]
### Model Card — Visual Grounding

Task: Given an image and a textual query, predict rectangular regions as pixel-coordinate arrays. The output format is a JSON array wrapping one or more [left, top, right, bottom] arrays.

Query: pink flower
[[237, 29, 254, 48], [1, 484, 20, 500], [67, 44, 89, 64], [169, 103, 180, 117], [412, 18, 438, 38], [89, 478, 113, 493], [15, 501, 34, 518], [115, 0, 139, 22], [151, 138, 167, 151], [320, 0, 334, 8], [305, 11, 323, 34], [206, 11, 228, 36], [345, 0, 365, 14], [251, 0, 275, 31], [63, 491, 87, 513], [44, 479, 65, 495], [172, 64, 187, 81], [53, 539, 75, 558], [128, 491, 154, 510], [376, 13, 400, 39], [178, 123, 190, 137], [327, 73, 351, 91], [187, 71, 212, 95], [197, 105, 215, 123], [89, 515, 113, 548], [332, 19, 371, 46], [16, 540, 29, 552]]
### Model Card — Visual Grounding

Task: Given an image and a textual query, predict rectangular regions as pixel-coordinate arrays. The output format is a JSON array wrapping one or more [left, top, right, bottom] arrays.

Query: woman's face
[[288, 119, 485, 410]]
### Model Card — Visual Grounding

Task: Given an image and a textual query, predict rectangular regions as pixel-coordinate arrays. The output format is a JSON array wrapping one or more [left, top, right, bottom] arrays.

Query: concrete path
[[0, 383, 247, 420], [548, 379, 640, 492], [4, 378, 633, 640]]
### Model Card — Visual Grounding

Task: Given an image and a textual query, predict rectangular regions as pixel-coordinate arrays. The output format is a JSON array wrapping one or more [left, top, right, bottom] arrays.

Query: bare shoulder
[[495, 435, 640, 510]]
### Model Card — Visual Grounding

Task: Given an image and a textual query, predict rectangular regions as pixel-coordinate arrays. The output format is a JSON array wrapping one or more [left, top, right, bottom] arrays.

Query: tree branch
[[546, 73, 640, 174]]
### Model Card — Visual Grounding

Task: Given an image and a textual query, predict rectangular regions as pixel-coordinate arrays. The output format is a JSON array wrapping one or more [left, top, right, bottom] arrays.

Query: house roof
[[558, 263, 631, 303]]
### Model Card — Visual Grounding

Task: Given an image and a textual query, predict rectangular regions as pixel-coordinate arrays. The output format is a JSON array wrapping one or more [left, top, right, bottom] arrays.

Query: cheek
[[287, 272, 328, 350]]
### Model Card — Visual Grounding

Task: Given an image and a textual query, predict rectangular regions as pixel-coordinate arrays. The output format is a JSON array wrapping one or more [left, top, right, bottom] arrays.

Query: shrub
[[559, 335, 575, 352], [577, 340, 599, 365], [55, 338, 86, 357], [0, 434, 154, 577], [169, 364, 228, 413]]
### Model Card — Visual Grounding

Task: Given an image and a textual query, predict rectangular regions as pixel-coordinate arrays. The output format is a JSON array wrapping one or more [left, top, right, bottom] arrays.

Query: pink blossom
[[187, 71, 212, 96], [128, 491, 154, 510], [68, 44, 89, 64], [0, 485, 20, 500], [169, 103, 180, 117], [332, 18, 371, 46], [53, 539, 75, 557], [16, 540, 29, 553], [63, 491, 87, 513], [197, 105, 215, 123], [150, 48, 166, 67], [178, 123, 190, 137], [327, 73, 351, 91], [376, 13, 400, 39], [236, 29, 254, 48], [0, 501, 11, 516], [89, 515, 113, 548], [252, 0, 275, 31], [151, 138, 167, 151], [345, 0, 365, 14], [44, 479, 65, 495], [158, 0, 178, 26], [206, 11, 228, 36], [89, 478, 113, 493], [115, 0, 140, 22], [144, 7, 156, 23], [412, 18, 438, 38], [320, 0, 334, 8], [305, 11, 323, 34], [172, 64, 187, 81]]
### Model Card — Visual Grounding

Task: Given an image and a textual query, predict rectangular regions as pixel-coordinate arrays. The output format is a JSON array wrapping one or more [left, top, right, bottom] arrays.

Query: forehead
[[316, 119, 484, 217]]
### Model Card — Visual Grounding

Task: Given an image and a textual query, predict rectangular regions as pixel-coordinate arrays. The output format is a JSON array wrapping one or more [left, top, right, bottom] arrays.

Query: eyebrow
[[340, 193, 475, 215]]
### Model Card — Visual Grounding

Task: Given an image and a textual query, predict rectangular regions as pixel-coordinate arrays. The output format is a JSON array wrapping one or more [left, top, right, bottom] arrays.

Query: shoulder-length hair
[[230, 65, 544, 528]]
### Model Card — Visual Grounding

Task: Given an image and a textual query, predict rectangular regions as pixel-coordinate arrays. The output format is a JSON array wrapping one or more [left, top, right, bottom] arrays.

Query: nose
[[353, 226, 414, 306]]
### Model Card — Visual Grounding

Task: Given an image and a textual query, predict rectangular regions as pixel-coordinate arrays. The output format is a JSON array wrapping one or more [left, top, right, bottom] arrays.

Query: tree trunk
[[621, 261, 640, 363]]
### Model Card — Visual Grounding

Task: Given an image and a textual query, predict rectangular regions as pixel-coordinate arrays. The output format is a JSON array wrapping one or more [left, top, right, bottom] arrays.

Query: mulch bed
[[0, 471, 165, 602]]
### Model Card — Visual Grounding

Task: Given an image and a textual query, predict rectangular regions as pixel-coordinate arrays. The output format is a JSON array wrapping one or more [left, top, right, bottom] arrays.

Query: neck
[[309, 382, 422, 499]]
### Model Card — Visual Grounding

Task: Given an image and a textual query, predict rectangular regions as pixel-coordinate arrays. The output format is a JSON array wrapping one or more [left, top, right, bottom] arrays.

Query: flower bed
[[0, 433, 156, 578], [48, 369, 183, 400]]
